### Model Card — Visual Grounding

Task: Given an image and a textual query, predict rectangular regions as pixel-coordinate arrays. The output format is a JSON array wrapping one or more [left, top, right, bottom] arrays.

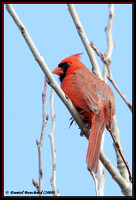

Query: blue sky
[[4, 3, 132, 196]]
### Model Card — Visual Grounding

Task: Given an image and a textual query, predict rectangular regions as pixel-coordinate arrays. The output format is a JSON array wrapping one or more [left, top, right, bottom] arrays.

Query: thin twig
[[49, 89, 59, 196], [32, 178, 39, 191], [32, 78, 49, 196], [108, 77, 132, 112], [108, 127, 132, 183], [104, 4, 115, 81], [90, 42, 132, 112], [108, 102, 132, 182], [90, 41, 111, 68], [111, 117, 130, 182]]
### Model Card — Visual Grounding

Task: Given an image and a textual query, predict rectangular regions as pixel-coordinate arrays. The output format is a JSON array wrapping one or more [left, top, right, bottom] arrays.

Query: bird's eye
[[67, 63, 71, 66]]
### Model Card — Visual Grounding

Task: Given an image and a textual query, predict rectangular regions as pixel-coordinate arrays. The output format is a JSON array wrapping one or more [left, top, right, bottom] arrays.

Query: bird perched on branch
[[52, 53, 116, 174]]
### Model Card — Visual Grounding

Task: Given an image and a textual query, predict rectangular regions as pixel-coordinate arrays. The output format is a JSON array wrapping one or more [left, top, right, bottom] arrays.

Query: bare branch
[[104, 4, 132, 112], [100, 152, 132, 196], [32, 178, 39, 191], [32, 78, 48, 196], [108, 77, 132, 111], [6, 4, 90, 141], [40, 78, 48, 146], [91, 173, 98, 196], [67, 4, 103, 80], [49, 89, 59, 196], [103, 4, 115, 82], [98, 132, 106, 196], [108, 122, 132, 182], [98, 163, 105, 196], [90, 41, 111, 68], [104, 5, 132, 185], [91, 42, 132, 112], [111, 117, 131, 182]]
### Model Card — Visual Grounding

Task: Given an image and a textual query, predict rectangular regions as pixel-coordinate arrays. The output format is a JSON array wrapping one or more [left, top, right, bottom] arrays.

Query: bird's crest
[[60, 53, 83, 64]]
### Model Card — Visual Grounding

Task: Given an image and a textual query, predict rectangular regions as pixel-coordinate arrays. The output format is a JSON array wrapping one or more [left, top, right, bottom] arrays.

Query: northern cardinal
[[52, 53, 116, 174]]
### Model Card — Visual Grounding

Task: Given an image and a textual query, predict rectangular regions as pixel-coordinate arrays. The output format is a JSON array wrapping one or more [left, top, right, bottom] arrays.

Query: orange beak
[[52, 67, 63, 75]]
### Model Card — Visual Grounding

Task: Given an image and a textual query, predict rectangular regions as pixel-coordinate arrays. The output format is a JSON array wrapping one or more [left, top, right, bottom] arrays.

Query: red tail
[[86, 110, 106, 174]]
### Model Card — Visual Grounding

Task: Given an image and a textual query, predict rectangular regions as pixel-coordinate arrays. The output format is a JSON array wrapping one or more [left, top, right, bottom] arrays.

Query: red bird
[[52, 53, 116, 174]]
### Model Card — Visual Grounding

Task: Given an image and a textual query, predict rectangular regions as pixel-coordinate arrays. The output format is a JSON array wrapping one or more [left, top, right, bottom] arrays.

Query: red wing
[[61, 70, 99, 114]]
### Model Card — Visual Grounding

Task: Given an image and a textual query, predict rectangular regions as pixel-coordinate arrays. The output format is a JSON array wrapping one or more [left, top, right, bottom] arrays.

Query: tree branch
[[6, 3, 90, 140], [98, 132, 105, 196], [90, 4, 132, 184], [100, 152, 132, 196], [67, 4, 103, 80], [108, 126, 132, 182], [103, 4, 115, 82], [91, 173, 98, 196], [49, 89, 59, 196], [108, 77, 132, 111], [32, 78, 48, 196], [103, 4, 132, 183], [91, 41, 132, 112]]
